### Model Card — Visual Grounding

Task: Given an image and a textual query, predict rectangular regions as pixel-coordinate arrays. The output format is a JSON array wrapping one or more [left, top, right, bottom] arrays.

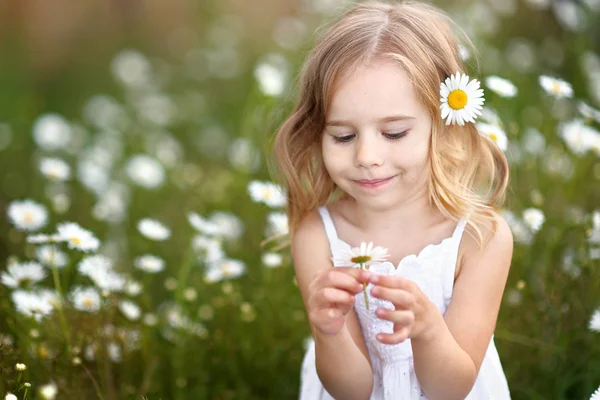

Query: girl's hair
[[269, 0, 509, 248]]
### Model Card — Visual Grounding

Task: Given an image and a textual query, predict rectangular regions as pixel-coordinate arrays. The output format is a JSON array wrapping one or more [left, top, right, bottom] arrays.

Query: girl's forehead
[[326, 60, 422, 121]]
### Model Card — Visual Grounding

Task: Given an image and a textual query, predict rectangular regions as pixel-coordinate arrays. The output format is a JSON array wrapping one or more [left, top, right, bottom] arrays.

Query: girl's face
[[321, 58, 433, 210]]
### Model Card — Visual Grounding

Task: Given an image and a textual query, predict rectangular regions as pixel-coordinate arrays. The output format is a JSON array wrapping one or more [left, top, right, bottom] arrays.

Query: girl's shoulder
[[456, 210, 513, 277]]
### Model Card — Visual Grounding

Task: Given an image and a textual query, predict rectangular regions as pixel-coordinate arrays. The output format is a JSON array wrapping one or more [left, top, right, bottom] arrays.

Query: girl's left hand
[[369, 274, 437, 344]]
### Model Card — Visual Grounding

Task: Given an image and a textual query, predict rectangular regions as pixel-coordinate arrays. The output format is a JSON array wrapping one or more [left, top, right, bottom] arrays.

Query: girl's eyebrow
[[325, 115, 415, 127]]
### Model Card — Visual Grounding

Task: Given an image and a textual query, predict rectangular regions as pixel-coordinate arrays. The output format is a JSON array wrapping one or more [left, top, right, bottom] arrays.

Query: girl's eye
[[384, 131, 408, 140], [333, 134, 355, 143]]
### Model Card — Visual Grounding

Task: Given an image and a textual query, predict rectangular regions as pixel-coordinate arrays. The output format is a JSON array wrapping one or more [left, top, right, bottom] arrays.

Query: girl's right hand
[[307, 267, 372, 336]]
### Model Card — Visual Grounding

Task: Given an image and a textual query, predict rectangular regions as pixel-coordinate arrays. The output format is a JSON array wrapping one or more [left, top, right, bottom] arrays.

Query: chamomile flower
[[332, 241, 389, 311], [118, 300, 141, 321], [440, 73, 485, 126], [70, 286, 102, 313], [205, 259, 246, 283], [187, 212, 221, 236], [125, 154, 165, 189], [5, 393, 17, 400], [248, 180, 287, 208], [11, 289, 56, 321], [476, 122, 508, 151], [36, 245, 69, 268], [39, 157, 71, 181], [485, 76, 518, 97], [332, 241, 390, 268], [38, 382, 58, 400], [7, 200, 48, 232], [262, 252, 283, 268], [134, 254, 165, 273], [56, 222, 100, 252], [1, 261, 46, 288], [523, 208, 545, 232], [137, 218, 171, 241], [539, 75, 573, 98], [589, 309, 600, 332]]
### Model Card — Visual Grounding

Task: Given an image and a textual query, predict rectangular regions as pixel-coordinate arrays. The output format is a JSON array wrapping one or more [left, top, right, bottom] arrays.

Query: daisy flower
[[558, 119, 600, 155], [39, 157, 71, 181], [11, 289, 56, 321], [134, 254, 165, 273], [70, 286, 102, 313], [476, 122, 508, 151], [38, 382, 58, 400], [36, 245, 69, 268], [578, 101, 600, 124], [125, 154, 165, 189], [137, 218, 171, 241], [192, 235, 225, 263], [32, 113, 72, 151], [7, 199, 48, 231], [248, 180, 287, 208], [56, 222, 100, 252], [440, 72, 485, 126], [522, 208, 545, 232], [205, 259, 246, 283], [187, 212, 221, 236], [589, 309, 600, 332], [1, 261, 46, 288], [591, 386, 600, 400], [118, 300, 141, 321], [539, 75, 573, 98], [485, 76, 518, 98], [5, 393, 17, 400], [332, 241, 389, 310], [266, 212, 289, 237], [262, 252, 283, 268]]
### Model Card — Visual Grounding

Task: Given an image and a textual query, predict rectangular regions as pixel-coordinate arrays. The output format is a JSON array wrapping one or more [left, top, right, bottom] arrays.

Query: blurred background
[[0, 0, 599, 399]]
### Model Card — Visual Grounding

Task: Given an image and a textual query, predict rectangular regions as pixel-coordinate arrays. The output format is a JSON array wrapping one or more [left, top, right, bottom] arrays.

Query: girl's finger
[[374, 308, 414, 326], [370, 286, 414, 308], [318, 287, 355, 307], [376, 327, 411, 345], [323, 269, 366, 294]]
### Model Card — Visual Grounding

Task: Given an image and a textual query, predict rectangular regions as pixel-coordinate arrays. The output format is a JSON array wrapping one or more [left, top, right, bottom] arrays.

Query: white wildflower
[[539, 75, 573, 98], [485, 76, 518, 97], [589, 309, 600, 332], [523, 208, 545, 232], [187, 212, 221, 236], [32, 113, 72, 151], [11, 289, 56, 321], [558, 119, 600, 155], [192, 235, 225, 264], [248, 181, 286, 208], [38, 382, 58, 400], [476, 122, 508, 151], [39, 157, 71, 181], [254, 53, 289, 97], [118, 300, 141, 321], [205, 259, 246, 283], [36, 245, 68, 268], [125, 154, 165, 189], [137, 218, 171, 241], [7, 199, 48, 232], [1, 261, 46, 288], [262, 252, 283, 268], [70, 286, 101, 313], [266, 212, 289, 237], [134, 254, 165, 273], [56, 222, 100, 252]]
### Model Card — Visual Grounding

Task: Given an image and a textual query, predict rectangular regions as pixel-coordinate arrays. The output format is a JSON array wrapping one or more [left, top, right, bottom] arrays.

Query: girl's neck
[[343, 189, 443, 233]]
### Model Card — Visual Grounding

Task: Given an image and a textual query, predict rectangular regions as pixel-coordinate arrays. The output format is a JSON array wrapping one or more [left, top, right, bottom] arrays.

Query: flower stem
[[360, 263, 369, 311], [50, 255, 71, 351]]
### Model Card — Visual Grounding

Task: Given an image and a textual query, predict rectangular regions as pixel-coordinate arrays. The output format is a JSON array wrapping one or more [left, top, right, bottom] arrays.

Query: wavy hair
[[269, 0, 509, 248]]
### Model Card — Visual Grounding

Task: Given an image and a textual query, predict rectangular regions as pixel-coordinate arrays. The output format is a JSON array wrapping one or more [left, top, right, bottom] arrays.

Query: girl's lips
[[354, 176, 395, 189]]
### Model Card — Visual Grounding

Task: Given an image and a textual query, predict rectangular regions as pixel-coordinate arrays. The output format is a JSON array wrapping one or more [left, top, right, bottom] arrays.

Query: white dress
[[299, 206, 511, 400]]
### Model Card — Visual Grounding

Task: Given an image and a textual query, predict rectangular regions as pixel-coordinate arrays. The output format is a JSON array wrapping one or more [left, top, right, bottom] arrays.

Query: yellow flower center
[[448, 89, 468, 110], [489, 133, 498, 142], [222, 264, 232, 277], [551, 82, 561, 94], [83, 297, 94, 308], [23, 212, 33, 223], [70, 237, 81, 246], [351, 255, 372, 264]]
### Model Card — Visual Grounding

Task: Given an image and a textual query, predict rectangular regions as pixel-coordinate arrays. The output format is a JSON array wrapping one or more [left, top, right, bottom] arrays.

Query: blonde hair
[[268, 0, 509, 248]]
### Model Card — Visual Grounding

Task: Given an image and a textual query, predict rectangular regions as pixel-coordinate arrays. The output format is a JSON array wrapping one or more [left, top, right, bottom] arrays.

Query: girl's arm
[[412, 213, 513, 400], [292, 210, 374, 400]]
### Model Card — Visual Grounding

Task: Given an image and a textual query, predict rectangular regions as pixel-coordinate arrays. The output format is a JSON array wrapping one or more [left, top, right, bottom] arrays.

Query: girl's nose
[[355, 137, 384, 168]]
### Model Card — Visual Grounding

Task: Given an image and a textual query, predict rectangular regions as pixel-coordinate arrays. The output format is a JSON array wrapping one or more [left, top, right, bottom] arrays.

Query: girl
[[272, 1, 512, 399]]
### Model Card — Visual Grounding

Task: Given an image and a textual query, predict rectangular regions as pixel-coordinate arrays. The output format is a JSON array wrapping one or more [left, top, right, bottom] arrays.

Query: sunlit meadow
[[0, 0, 599, 399]]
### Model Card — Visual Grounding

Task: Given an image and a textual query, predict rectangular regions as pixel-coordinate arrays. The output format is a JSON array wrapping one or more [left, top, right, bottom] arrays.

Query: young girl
[[272, 1, 512, 399]]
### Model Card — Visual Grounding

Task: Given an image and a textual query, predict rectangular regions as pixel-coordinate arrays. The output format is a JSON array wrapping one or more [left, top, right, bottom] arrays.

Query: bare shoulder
[[291, 209, 331, 303], [457, 211, 513, 277], [445, 210, 513, 369]]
